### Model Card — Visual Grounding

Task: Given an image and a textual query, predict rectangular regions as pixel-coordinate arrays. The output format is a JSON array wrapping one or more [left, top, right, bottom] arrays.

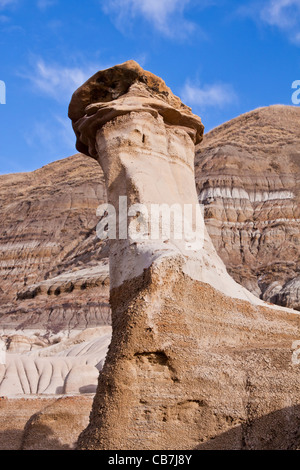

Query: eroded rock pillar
[[69, 61, 300, 451]]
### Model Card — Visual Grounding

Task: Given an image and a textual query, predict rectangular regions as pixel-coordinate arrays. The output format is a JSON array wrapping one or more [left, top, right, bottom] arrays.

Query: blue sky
[[0, 0, 300, 174]]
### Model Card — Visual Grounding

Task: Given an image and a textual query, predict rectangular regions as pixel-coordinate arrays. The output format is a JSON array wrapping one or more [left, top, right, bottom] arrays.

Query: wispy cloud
[[243, 0, 300, 45], [0, 0, 57, 10], [101, 0, 196, 38], [261, 0, 300, 27], [21, 59, 105, 102], [181, 79, 238, 111], [0, 0, 18, 8], [24, 114, 76, 155], [37, 0, 57, 10]]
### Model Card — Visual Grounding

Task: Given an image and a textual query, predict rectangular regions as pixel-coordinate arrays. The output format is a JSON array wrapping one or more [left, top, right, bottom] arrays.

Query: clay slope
[[195, 105, 300, 308], [0, 327, 111, 397]]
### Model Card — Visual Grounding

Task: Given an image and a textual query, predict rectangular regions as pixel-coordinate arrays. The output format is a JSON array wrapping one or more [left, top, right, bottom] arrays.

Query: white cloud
[[21, 59, 104, 101], [260, 0, 300, 44], [102, 0, 195, 38], [261, 0, 300, 26], [181, 80, 238, 110]]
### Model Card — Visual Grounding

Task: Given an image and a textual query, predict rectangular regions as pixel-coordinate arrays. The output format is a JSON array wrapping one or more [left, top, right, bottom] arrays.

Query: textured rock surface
[[21, 396, 93, 450], [0, 396, 93, 450], [80, 266, 300, 450], [0, 397, 57, 450], [195, 105, 300, 306], [69, 61, 300, 450], [0, 154, 110, 334], [272, 276, 300, 311]]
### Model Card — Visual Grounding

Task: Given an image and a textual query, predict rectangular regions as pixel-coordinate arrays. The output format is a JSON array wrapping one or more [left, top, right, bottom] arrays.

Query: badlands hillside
[[0, 153, 110, 328], [0, 88, 300, 449], [0, 157, 112, 403], [0, 155, 112, 449], [196, 105, 300, 309]]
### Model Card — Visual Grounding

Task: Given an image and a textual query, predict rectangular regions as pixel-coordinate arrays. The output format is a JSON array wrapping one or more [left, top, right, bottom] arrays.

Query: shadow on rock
[[195, 405, 300, 450], [21, 413, 73, 450], [0, 429, 25, 450]]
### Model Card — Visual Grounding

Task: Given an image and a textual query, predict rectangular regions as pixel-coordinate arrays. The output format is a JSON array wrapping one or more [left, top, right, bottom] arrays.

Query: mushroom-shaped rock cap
[[68, 60, 204, 158]]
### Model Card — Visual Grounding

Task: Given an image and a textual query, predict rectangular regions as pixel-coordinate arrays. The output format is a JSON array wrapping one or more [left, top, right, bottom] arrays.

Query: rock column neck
[[95, 109, 205, 289]]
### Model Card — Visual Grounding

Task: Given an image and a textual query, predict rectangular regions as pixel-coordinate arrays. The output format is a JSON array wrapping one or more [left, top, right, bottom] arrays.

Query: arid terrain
[[1, 81, 300, 448]]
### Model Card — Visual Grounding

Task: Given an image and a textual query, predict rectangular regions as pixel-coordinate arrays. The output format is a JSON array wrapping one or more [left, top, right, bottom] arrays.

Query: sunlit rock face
[[195, 105, 300, 301], [69, 62, 300, 451]]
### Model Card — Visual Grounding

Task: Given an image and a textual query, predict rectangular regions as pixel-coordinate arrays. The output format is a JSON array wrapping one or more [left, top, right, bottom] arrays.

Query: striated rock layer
[[69, 61, 300, 450], [0, 155, 112, 398], [195, 105, 300, 305], [0, 154, 110, 333]]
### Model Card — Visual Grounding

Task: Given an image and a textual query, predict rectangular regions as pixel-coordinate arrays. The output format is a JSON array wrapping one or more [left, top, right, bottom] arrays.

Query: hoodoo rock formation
[[69, 61, 300, 450]]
